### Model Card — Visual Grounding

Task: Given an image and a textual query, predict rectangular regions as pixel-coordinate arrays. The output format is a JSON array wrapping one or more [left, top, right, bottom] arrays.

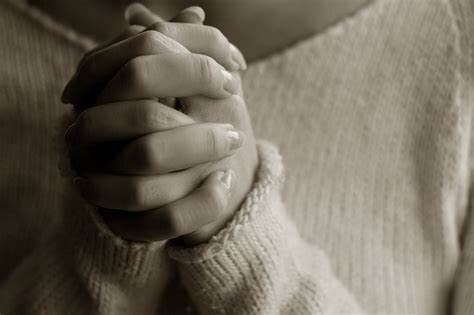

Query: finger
[[97, 53, 240, 104], [82, 123, 244, 175], [181, 221, 222, 246], [65, 99, 194, 148], [70, 25, 146, 89], [100, 170, 233, 241], [148, 22, 245, 71], [75, 4, 203, 97], [64, 26, 244, 105], [64, 25, 146, 106], [84, 24, 146, 60], [124, 2, 164, 26], [64, 15, 244, 105], [116, 24, 147, 40], [62, 31, 187, 105], [73, 167, 203, 211], [181, 88, 246, 123], [158, 96, 177, 108], [171, 6, 205, 24]]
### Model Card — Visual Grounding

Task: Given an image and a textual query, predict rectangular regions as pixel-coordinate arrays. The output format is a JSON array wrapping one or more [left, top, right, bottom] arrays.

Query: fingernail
[[230, 44, 247, 70], [221, 69, 239, 95], [227, 129, 243, 151], [219, 170, 234, 191]]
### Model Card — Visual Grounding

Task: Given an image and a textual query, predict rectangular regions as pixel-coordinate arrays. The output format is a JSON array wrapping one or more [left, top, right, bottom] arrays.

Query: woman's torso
[[0, 0, 473, 313]]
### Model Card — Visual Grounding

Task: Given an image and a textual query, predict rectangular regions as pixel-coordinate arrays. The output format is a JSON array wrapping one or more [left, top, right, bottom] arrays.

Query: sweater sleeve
[[453, 187, 474, 314], [0, 190, 170, 314], [452, 110, 474, 314], [167, 141, 365, 314], [451, 1, 474, 311]]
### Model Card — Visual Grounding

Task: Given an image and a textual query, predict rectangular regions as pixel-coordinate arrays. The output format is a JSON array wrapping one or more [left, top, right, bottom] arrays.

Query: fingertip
[[124, 3, 146, 23], [125, 2, 163, 26], [187, 6, 206, 22], [61, 81, 74, 104], [221, 69, 240, 96], [61, 89, 70, 104], [230, 44, 247, 71], [173, 6, 205, 24]]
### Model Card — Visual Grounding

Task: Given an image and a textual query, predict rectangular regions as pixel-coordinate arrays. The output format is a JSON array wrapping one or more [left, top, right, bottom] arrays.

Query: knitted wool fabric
[[0, 0, 474, 314]]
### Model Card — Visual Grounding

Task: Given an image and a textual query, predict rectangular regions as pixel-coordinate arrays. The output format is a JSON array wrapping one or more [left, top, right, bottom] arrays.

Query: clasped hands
[[63, 5, 258, 245]]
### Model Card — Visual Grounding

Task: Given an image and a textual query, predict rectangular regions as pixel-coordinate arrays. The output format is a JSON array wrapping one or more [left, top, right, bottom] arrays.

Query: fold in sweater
[[0, 0, 474, 314]]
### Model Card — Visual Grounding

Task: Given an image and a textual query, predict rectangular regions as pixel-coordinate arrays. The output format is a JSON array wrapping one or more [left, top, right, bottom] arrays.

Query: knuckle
[[120, 58, 146, 89], [130, 100, 160, 130], [206, 26, 228, 57], [151, 22, 169, 35], [131, 137, 161, 172], [73, 110, 94, 141], [136, 31, 162, 52], [125, 24, 144, 36], [204, 127, 221, 156], [126, 178, 150, 209], [195, 55, 218, 88], [78, 55, 100, 80], [132, 100, 178, 131]]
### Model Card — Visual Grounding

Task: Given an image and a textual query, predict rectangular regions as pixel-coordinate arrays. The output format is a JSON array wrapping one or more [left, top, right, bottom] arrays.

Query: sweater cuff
[[62, 187, 168, 286], [166, 141, 297, 313], [167, 140, 284, 262], [58, 111, 168, 285]]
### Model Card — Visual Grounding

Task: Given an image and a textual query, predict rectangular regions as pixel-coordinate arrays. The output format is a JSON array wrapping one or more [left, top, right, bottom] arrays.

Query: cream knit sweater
[[0, 0, 474, 314]]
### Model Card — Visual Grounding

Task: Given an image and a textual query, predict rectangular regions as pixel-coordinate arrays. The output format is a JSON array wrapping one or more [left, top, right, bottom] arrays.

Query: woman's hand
[[62, 5, 246, 107], [65, 5, 258, 245]]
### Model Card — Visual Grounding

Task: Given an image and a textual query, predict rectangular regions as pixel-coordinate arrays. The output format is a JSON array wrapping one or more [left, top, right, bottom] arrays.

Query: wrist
[[169, 140, 282, 257]]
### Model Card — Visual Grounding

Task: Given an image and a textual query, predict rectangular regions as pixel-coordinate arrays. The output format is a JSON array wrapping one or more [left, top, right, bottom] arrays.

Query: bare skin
[[63, 6, 258, 244], [34, 2, 370, 243], [28, 0, 370, 61]]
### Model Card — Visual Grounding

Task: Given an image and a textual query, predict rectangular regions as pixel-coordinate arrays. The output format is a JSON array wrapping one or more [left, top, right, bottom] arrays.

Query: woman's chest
[[242, 0, 466, 240], [242, 3, 470, 310]]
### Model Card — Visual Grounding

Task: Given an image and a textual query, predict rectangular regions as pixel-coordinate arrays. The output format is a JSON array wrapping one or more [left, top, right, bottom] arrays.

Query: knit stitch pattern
[[0, 0, 474, 314]]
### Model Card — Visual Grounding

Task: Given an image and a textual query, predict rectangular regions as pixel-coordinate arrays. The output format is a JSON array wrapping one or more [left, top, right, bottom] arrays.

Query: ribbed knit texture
[[0, 0, 473, 314]]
